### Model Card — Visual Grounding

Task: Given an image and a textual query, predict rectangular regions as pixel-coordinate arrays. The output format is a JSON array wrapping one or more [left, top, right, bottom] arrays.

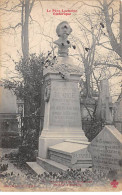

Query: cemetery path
[[0, 148, 47, 191], [0, 148, 26, 177], [0, 148, 122, 192], [0, 148, 31, 190]]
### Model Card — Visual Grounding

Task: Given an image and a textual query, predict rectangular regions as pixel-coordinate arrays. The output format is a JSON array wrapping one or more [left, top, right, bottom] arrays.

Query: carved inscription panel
[[49, 81, 81, 127], [89, 129, 122, 172]]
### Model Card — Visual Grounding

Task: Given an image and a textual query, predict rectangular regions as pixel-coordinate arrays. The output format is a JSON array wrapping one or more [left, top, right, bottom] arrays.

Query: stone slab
[[26, 162, 47, 175], [65, 140, 90, 145], [88, 125, 122, 173], [48, 140, 92, 169], [49, 141, 88, 154], [37, 157, 68, 173]]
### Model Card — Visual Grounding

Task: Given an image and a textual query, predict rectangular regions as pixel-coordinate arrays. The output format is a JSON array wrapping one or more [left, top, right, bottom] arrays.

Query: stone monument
[[114, 89, 122, 132], [88, 125, 122, 175], [96, 79, 113, 124], [28, 21, 92, 173]]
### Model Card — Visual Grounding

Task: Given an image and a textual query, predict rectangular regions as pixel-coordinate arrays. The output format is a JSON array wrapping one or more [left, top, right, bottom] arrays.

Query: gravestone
[[96, 79, 113, 124], [38, 21, 88, 159], [48, 140, 91, 169], [27, 21, 92, 174], [38, 65, 88, 159], [114, 91, 122, 132], [88, 125, 122, 174]]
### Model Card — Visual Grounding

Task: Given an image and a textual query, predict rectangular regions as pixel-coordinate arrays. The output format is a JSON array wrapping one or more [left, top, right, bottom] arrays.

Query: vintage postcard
[[0, 0, 122, 192]]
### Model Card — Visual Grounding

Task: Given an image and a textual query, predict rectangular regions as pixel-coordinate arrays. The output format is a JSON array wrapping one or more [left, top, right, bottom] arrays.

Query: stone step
[[26, 162, 47, 175], [37, 157, 68, 173], [65, 140, 90, 145], [48, 150, 71, 167], [48, 140, 92, 169], [49, 141, 89, 154]]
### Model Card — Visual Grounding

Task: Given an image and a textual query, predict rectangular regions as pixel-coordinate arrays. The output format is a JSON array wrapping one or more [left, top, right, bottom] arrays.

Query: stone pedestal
[[38, 71, 88, 158]]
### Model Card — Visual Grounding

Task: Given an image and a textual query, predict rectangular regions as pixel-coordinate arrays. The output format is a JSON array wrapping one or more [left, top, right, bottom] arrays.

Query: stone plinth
[[88, 125, 122, 174], [38, 70, 88, 158], [48, 140, 92, 169]]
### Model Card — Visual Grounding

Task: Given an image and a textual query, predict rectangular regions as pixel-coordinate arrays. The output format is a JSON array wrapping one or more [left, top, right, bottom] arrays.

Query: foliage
[[1, 136, 21, 148], [83, 119, 105, 142], [3, 54, 44, 158], [4, 148, 37, 164], [4, 53, 56, 112], [0, 164, 8, 172], [1, 151, 119, 188], [0, 162, 113, 189], [80, 95, 105, 141], [4, 53, 44, 108], [3, 53, 56, 160]]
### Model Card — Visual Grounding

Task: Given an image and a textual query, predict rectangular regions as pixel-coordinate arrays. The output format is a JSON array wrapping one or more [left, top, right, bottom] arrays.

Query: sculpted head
[[56, 21, 72, 39]]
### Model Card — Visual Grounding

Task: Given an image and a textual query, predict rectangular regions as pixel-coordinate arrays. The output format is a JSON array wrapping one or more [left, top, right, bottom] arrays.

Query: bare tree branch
[[94, 62, 122, 71], [103, 0, 121, 58], [0, 2, 22, 12], [2, 23, 22, 31], [83, 2, 102, 10], [108, 0, 115, 7], [29, 0, 35, 14]]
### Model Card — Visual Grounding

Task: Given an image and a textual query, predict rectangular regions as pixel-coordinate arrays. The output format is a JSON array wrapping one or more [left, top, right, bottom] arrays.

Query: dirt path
[[0, 148, 26, 176], [0, 148, 30, 190], [0, 148, 48, 191]]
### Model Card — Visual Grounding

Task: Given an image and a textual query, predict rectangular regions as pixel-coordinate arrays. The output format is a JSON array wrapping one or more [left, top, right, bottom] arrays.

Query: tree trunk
[[21, 0, 30, 116], [23, 0, 29, 59], [103, 0, 121, 58], [120, 0, 122, 61], [21, 0, 30, 60], [84, 60, 91, 97]]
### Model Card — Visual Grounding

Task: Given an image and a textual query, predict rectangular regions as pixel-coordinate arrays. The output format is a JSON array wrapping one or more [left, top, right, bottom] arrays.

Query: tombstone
[[96, 79, 113, 124], [114, 90, 122, 133], [48, 140, 92, 169], [38, 68, 89, 158], [28, 21, 92, 173], [38, 21, 88, 159], [88, 125, 122, 175]]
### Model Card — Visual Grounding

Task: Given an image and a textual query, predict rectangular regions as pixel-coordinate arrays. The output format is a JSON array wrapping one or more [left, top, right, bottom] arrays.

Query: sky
[[0, 0, 121, 102]]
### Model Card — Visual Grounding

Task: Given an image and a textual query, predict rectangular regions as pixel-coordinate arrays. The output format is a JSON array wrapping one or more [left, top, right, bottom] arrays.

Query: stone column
[[38, 69, 88, 158]]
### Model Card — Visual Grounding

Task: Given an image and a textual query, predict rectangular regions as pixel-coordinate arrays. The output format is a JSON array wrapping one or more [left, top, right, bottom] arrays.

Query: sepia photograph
[[0, 0, 122, 192]]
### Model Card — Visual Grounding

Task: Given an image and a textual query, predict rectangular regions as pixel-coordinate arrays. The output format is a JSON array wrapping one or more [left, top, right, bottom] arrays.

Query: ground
[[0, 148, 122, 192]]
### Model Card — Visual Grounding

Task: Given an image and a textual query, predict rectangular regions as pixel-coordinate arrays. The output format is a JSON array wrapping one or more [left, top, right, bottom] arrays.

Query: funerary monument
[[35, 21, 91, 171], [27, 22, 122, 176], [88, 125, 122, 175]]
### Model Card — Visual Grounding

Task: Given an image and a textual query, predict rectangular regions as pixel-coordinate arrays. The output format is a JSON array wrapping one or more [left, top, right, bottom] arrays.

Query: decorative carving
[[44, 80, 51, 102], [54, 21, 72, 57]]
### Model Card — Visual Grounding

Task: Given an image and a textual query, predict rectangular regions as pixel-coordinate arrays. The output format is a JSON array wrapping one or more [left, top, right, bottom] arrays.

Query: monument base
[[38, 137, 64, 158], [37, 157, 68, 173], [37, 139, 92, 172], [48, 140, 92, 169], [38, 131, 88, 159]]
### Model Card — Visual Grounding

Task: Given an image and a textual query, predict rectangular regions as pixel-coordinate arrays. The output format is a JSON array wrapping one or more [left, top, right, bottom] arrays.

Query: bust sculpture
[[43, 21, 82, 79], [54, 21, 72, 57]]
